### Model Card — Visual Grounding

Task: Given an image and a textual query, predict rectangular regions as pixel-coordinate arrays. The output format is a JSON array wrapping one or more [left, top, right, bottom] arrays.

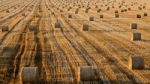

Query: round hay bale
[[21, 67, 39, 83], [79, 66, 98, 81], [95, 5, 98, 8], [89, 16, 94, 21], [68, 14, 72, 18], [82, 24, 89, 31], [115, 13, 119, 18], [128, 56, 144, 69], [51, 12, 55, 15], [97, 9, 101, 13], [144, 13, 148, 16], [128, 8, 131, 11], [131, 23, 137, 29], [22, 13, 26, 17], [60, 10, 63, 12], [137, 14, 141, 18], [75, 10, 78, 14], [85, 9, 89, 13], [115, 10, 118, 13], [29, 21, 38, 31], [1, 25, 9, 32], [100, 15, 104, 18], [132, 32, 141, 41], [106, 7, 110, 10], [55, 20, 61, 28], [138, 7, 142, 10], [124, 9, 127, 12], [6, 10, 10, 13]]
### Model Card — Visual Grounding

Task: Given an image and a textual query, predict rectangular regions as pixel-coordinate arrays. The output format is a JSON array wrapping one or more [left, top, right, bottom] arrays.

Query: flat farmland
[[0, 0, 150, 84]]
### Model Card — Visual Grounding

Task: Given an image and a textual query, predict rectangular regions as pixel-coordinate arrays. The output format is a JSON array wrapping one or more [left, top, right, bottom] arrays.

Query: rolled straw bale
[[100, 15, 104, 18], [55, 20, 61, 28], [89, 16, 94, 21], [144, 13, 148, 16], [68, 14, 72, 18], [79, 66, 98, 81], [132, 32, 141, 41], [82, 24, 89, 31], [29, 21, 38, 31], [1, 25, 9, 32], [115, 13, 119, 18], [128, 56, 144, 69], [131, 23, 137, 29], [137, 14, 141, 18], [21, 67, 39, 83]]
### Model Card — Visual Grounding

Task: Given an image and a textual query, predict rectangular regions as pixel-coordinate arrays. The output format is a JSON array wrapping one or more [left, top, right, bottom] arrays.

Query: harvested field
[[0, 0, 150, 84]]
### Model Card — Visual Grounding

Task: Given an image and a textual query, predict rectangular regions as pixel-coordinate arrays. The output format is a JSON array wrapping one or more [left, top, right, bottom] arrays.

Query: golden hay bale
[[22, 13, 26, 17], [60, 10, 63, 12], [97, 9, 101, 13], [68, 14, 72, 18], [21, 67, 39, 83], [79, 66, 98, 81], [137, 14, 141, 18], [131, 23, 137, 29], [55, 20, 61, 28], [1, 25, 9, 32], [6, 10, 10, 13], [128, 8, 131, 11], [51, 12, 55, 15], [115, 10, 118, 13], [82, 24, 89, 31], [89, 16, 94, 21], [85, 9, 89, 13], [128, 56, 144, 69], [138, 7, 142, 10], [106, 7, 110, 10], [132, 32, 141, 41], [100, 15, 104, 18], [115, 13, 119, 18], [29, 21, 38, 31], [121, 9, 124, 12], [144, 13, 148, 16], [75, 10, 78, 14]]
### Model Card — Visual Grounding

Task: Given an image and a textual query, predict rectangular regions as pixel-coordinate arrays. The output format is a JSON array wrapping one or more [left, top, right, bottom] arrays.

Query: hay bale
[[106, 7, 110, 10], [82, 24, 89, 31], [132, 32, 141, 41], [22, 13, 26, 17], [115, 13, 119, 18], [21, 67, 39, 83], [128, 56, 144, 69], [51, 12, 55, 15], [55, 20, 61, 28], [89, 16, 94, 21], [97, 9, 101, 13], [29, 21, 38, 31], [6, 10, 9, 13], [75, 10, 78, 14], [1, 25, 9, 32], [79, 66, 98, 81], [128, 8, 131, 11], [144, 13, 148, 16], [68, 14, 72, 18], [131, 23, 137, 29], [60, 10, 63, 12], [124, 9, 127, 12], [115, 10, 118, 13], [100, 15, 104, 18], [137, 14, 141, 18], [121, 9, 124, 12], [85, 9, 89, 13]]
